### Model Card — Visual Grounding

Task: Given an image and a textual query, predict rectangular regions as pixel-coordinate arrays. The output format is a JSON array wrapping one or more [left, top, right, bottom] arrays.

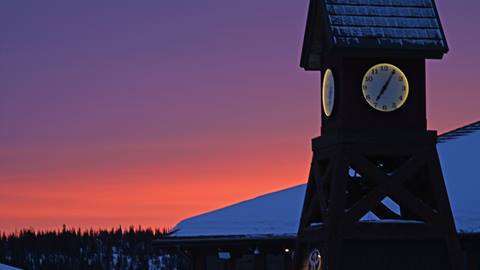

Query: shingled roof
[[301, 0, 448, 70], [438, 121, 480, 143]]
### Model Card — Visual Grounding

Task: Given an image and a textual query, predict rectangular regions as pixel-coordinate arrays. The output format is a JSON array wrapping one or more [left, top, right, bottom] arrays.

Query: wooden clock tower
[[295, 0, 463, 270]]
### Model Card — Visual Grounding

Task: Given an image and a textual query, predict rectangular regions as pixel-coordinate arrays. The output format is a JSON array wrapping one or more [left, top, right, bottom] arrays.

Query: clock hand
[[376, 70, 396, 101]]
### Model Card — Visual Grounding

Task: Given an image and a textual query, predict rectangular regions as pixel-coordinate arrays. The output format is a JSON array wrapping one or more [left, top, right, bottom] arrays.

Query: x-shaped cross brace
[[344, 149, 440, 225]]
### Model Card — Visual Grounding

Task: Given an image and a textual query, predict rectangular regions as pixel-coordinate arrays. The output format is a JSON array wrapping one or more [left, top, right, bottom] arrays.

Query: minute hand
[[376, 70, 396, 101]]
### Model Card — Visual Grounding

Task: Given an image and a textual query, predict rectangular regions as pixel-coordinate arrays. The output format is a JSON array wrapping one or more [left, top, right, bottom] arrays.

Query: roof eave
[[301, 47, 447, 70], [153, 234, 296, 248]]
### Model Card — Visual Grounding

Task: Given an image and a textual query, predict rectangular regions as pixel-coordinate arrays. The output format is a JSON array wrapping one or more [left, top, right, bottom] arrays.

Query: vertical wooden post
[[427, 145, 464, 270], [323, 153, 347, 270]]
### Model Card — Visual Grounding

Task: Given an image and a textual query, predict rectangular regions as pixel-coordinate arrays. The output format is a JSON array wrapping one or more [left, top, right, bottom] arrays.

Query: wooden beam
[[387, 186, 439, 225], [312, 156, 332, 218], [346, 151, 387, 186], [371, 202, 403, 220], [324, 155, 348, 270], [426, 146, 464, 270], [390, 151, 427, 185], [345, 187, 387, 223]]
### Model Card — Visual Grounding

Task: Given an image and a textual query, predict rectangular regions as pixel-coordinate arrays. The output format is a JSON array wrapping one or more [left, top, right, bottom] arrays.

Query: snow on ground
[[173, 125, 480, 237], [0, 263, 22, 270]]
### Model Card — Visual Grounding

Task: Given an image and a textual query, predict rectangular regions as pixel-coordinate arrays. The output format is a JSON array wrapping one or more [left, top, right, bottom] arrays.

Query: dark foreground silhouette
[[0, 225, 176, 270]]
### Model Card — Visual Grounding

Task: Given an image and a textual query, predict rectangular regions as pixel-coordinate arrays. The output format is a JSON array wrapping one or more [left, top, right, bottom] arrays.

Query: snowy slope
[[439, 128, 480, 232], [0, 264, 22, 270], [173, 185, 305, 237], [173, 124, 480, 237]]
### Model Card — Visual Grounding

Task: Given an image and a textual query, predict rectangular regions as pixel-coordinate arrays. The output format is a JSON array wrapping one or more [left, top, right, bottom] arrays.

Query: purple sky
[[0, 0, 479, 232]]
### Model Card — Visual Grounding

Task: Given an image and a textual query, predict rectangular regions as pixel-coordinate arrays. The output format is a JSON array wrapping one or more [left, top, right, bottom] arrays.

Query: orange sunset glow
[[1, 0, 480, 235], [1, 130, 313, 232]]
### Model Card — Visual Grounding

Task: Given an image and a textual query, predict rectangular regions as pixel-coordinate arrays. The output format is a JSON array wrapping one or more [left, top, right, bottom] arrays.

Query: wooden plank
[[305, 194, 322, 225], [390, 150, 427, 185], [345, 187, 387, 223], [345, 178, 371, 209], [426, 146, 464, 270], [298, 157, 318, 230], [312, 132, 437, 152], [371, 202, 403, 220], [316, 157, 333, 188], [312, 156, 332, 218], [342, 222, 444, 240], [346, 151, 387, 186], [295, 155, 325, 270], [346, 147, 438, 224], [324, 155, 348, 270], [387, 185, 439, 225], [299, 226, 327, 243]]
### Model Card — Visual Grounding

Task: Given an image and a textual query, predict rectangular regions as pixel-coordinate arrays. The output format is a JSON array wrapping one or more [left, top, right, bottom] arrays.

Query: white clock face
[[362, 63, 409, 112], [322, 69, 335, 117]]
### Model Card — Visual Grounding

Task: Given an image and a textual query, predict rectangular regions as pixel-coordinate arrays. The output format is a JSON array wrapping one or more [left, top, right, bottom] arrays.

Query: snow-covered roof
[[0, 264, 22, 270], [172, 184, 305, 238], [326, 0, 447, 51], [172, 122, 480, 237], [438, 122, 480, 233], [437, 121, 480, 143], [300, 0, 448, 70]]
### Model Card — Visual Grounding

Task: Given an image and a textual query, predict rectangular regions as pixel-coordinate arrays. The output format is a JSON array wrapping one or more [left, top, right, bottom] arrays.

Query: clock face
[[322, 69, 335, 117], [362, 63, 409, 112]]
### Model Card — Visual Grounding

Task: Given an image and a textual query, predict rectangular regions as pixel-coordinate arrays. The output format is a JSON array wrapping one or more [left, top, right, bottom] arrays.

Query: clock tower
[[294, 0, 463, 270]]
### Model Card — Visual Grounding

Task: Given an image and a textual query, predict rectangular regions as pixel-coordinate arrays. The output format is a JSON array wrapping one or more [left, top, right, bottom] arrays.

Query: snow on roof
[[325, 0, 447, 51], [0, 264, 22, 270], [173, 122, 480, 237], [300, 0, 447, 70], [172, 185, 305, 237], [437, 121, 480, 143], [439, 123, 480, 233]]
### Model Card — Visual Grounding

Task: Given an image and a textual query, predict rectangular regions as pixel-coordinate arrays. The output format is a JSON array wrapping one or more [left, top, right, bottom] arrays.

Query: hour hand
[[376, 70, 395, 101], [376, 85, 388, 101]]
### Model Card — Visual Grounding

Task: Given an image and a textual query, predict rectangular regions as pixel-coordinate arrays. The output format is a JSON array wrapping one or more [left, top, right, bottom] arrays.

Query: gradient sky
[[1, 0, 479, 233]]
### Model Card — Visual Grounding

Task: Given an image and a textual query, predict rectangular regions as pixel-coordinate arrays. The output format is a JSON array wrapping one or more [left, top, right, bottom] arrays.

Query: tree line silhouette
[[0, 225, 179, 270]]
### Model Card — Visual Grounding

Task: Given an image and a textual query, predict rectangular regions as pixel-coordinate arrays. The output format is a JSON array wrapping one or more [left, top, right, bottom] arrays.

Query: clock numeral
[[382, 105, 387, 110], [392, 102, 397, 108], [365, 94, 371, 100], [366, 76, 373, 82], [399, 96, 403, 100], [399, 76, 403, 81], [402, 86, 407, 91], [381, 66, 389, 71], [371, 69, 378, 75], [363, 85, 368, 90], [373, 102, 378, 107]]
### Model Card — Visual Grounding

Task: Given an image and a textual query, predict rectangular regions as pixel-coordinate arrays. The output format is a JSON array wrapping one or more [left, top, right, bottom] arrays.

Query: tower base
[[294, 131, 463, 270]]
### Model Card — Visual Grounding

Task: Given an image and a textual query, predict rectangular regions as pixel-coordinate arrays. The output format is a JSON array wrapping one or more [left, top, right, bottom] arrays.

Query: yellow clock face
[[362, 63, 409, 112], [322, 69, 335, 117]]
